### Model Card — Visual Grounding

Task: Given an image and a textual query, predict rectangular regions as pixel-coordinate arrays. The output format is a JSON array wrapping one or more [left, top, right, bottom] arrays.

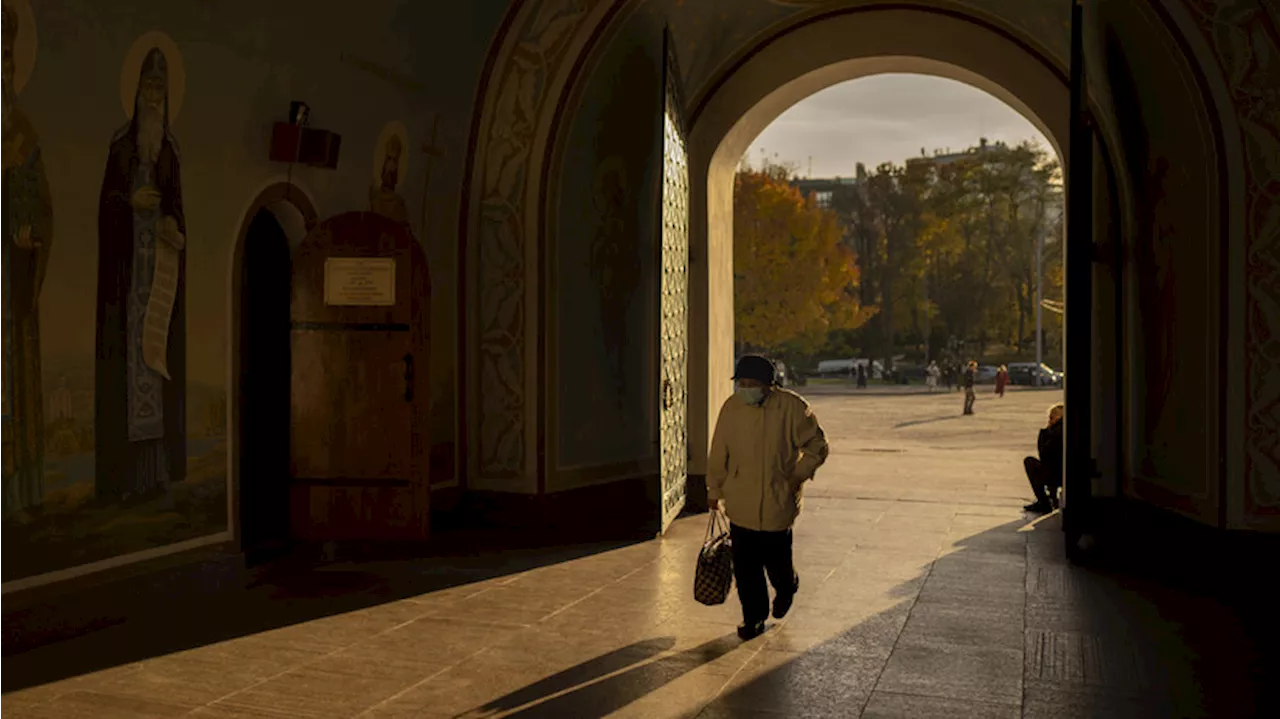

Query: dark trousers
[[963, 388, 976, 414], [730, 524, 797, 624], [1023, 457, 1060, 505]]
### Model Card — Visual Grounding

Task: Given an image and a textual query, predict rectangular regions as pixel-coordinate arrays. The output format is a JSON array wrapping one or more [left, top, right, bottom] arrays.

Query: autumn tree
[[736, 138, 1063, 371], [733, 166, 873, 357]]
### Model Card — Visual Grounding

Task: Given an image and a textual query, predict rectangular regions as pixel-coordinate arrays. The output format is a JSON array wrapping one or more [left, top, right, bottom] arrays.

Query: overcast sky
[[745, 74, 1053, 178]]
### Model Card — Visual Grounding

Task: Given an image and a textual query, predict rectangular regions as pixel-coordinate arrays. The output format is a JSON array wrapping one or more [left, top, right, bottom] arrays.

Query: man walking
[[962, 360, 978, 415], [707, 355, 829, 640]]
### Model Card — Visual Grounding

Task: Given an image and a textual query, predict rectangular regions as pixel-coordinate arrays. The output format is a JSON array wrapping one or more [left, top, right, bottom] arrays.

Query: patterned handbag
[[694, 509, 734, 606]]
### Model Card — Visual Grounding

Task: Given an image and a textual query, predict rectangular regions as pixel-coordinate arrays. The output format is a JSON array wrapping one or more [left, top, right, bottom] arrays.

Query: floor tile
[[875, 642, 1023, 705], [861, 691, 1020, 718], [896, 602, 1024, 650], [715, 649, 881, 716]]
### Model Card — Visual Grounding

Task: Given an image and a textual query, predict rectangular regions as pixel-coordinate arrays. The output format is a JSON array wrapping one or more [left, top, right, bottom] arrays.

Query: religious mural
[[1100, 4, 1218, 506], [1, 29, 227, 583], [370, 120, 411, 230], [96, 33, 189, 504], [588, 155, 642, 406], [553, 7, 661, 472], [2, 0, 52, 520], [0, 0, 496, 583]]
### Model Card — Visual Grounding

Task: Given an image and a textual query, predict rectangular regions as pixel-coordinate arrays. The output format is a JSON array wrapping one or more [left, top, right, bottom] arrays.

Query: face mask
[[736, 386, 765, 406]]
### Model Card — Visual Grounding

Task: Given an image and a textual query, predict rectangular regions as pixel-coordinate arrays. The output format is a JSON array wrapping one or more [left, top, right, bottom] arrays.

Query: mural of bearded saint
[[2, 1, 53, 516], [95, 47, 187, 503]]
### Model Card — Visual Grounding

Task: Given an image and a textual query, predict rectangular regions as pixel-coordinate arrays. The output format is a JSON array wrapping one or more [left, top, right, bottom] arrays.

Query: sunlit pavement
[[1, 388, 1251, 717]]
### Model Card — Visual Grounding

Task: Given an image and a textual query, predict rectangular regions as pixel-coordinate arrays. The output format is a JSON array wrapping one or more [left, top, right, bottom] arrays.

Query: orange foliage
[[734, 170, 872, 353]]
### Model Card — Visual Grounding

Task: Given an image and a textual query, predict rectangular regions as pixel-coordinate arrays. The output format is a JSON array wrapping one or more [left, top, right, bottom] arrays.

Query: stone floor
[[1, 388, 1267, 717]]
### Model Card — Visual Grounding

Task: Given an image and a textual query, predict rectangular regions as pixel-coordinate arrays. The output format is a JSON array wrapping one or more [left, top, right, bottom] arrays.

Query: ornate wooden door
[[658, 28, 690, 533], [289, 212, 431, 541]]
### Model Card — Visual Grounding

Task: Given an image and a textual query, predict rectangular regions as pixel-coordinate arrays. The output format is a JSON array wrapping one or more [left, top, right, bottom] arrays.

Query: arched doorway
[[229, 183, 316, 560], [679, 8, 1107, 534], [463, 0, 1240, 541]]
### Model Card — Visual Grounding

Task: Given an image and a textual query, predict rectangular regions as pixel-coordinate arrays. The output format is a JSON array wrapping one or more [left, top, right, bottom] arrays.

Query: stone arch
[[463, 0, 1086, 494], [684, 5, 1078, 476], [1130, 0, 1261, 529], [459, 0, 626, 492], [462, 0, 1245, 521], [226, 181, 317, 548]]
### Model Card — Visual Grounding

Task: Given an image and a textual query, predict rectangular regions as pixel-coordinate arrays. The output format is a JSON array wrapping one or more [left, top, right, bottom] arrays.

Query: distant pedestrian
[[707, 355, 830, 640], [995, 365, 1009, 398], [962, 361, 977, 415], [926, 361, 940, 392], [856, 364, 867, 389], [942, 365, 953, 391]]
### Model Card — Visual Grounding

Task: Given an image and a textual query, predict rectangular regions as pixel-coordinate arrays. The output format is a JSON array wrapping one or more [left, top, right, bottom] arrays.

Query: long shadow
[[1, 522, 651, 692], [686, 516, 1276, 718], [453, 634, 737, 718], [892, 415, 966, 429], [9, 506, 1274, 716]]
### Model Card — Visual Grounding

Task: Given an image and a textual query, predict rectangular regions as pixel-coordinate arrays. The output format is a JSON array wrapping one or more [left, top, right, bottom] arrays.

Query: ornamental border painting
[[2, 27, 228, 585]]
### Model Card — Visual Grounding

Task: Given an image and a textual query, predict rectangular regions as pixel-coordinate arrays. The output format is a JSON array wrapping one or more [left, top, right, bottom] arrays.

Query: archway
[[684, 6, 1087, 497], [228, 183, 316, 557], [463, 0, 1239, 539]]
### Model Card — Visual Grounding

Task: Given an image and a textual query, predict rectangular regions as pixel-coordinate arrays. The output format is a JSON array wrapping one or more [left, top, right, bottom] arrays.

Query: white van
[[815, 358, 883, 379], [1006, 362, 1061, 386]]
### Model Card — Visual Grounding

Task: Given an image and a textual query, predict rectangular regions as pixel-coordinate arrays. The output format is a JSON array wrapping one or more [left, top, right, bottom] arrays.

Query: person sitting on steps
[[1023, 402, 1065, 513]]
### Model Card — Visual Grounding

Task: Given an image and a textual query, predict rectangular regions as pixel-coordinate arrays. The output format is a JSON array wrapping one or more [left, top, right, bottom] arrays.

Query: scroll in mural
[[370, 120, 411, 229], [95, 34, 188, 505], [2, 0, 53, 518]]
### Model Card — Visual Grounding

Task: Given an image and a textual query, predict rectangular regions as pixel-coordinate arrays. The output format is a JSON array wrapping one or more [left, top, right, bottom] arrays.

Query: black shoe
[[737, 621, 766, 641], [772, 575, 799, 619], [1024, 501, 1052, 514]]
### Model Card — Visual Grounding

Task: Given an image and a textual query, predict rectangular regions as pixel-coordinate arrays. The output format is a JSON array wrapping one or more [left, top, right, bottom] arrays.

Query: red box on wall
[[269, 122, 341, 169]]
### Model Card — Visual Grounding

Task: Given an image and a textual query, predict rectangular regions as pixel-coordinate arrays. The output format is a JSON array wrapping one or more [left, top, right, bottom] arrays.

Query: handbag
[[693, 509, 734, 606]]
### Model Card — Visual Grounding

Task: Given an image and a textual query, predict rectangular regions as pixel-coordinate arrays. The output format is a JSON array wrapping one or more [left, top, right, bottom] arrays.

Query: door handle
[[403, 353, 415, 402]]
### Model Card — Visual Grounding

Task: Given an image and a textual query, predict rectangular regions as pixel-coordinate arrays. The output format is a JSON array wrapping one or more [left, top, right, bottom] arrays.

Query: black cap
[[732, 355, 777, 385]]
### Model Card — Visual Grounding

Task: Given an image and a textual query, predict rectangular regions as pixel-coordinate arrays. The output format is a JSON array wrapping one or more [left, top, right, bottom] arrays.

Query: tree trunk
[[1016, 284, 1026, 351]]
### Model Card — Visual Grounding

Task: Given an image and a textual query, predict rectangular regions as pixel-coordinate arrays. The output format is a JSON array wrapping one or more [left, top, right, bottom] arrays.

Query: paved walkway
[[1, 389, 1262, 717]]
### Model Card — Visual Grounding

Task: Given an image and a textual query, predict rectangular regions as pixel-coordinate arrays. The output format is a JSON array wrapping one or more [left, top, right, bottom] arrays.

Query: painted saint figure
[[369, 132, 410, 227], [1138, 156, 1177, 472], [589, 158, 641, 409], [2, 1, 53, 515], [95, 47, 187, 503]]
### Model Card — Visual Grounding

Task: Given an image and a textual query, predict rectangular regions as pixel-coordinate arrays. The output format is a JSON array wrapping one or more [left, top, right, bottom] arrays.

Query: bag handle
[[703, 506, 729, 544]]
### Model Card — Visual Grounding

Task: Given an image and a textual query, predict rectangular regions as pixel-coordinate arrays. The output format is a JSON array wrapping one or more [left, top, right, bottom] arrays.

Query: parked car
[[1006, 362, 1062, 387], [814, 358, 883, 379], [974, 365, 999, 384]]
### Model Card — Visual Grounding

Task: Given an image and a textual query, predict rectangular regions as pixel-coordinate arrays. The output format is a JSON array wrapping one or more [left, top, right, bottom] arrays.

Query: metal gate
[[658, 27, 689, 533]]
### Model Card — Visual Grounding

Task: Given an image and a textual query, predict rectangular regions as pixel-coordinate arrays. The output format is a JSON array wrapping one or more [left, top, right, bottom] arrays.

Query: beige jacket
[[706, 388, 829, 531]]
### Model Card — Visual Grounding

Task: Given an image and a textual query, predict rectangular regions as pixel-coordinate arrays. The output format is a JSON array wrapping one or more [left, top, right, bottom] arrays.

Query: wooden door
[[658, 26, 690, 534], [289, 212, 431, 541]]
